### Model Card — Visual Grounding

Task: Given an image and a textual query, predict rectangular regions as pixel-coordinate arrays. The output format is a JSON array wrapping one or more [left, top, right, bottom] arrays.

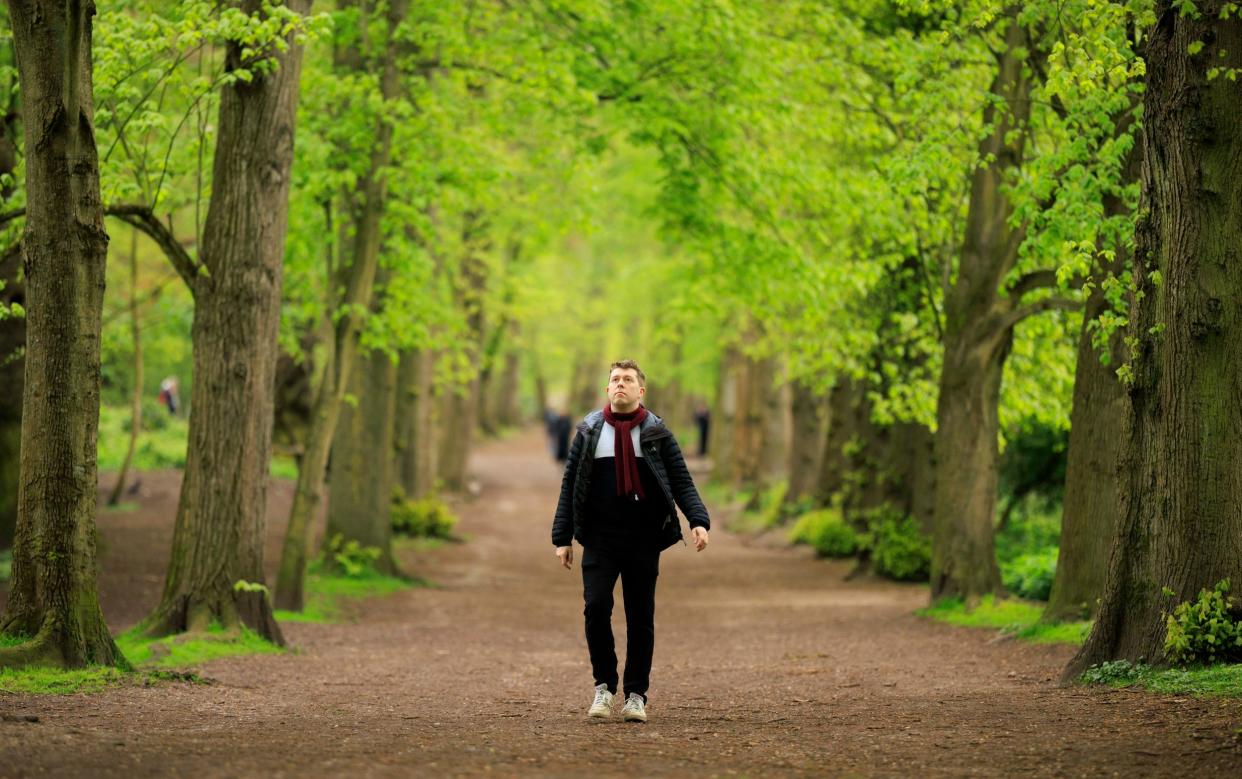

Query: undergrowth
[[1080, 659, 1242, 697], [919, 595, 1091, 645]]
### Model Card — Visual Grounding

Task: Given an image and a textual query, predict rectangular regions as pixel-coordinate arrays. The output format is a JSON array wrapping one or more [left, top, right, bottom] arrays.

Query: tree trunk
[[396, 348, 436, 499], [493, 347, 521, 428], [108, 230, 141, 506], [929, 15, 1034, 602], [1044, 141, 1140, 623], [1066, 3, 1242, 676], [143, 0, 310, 642], [275, 0, 408, 611], [786, 381, 825, 507], [709, 346, 738, 483], [814, 379, 855, 506], [325, 347, 399, 574], [0, 0, 121, 667]]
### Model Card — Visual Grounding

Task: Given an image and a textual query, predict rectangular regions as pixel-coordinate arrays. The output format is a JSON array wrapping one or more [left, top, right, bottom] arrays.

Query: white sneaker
[[621, 693, 647, 723], [588, 683, 614, 718]]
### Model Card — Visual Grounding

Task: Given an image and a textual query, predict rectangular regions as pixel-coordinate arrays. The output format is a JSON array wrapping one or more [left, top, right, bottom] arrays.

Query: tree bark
[[275, 0, 409, 611], [1066, 3, 1242, 676], [395, 348, 436, 499], [929, 15, 1034, 601], [325, 346, 399, 574], [108, 230, 141, 506], [437, 217, 488, 493], [785, 381, 825, 507], [143, 0, 310, 643], [1044, 141, 1140, 623], [0, 0, 121, 667]]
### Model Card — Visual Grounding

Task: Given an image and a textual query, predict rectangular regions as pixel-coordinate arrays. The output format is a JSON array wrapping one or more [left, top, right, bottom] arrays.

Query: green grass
[[269, 454, 300, 481], [1080, 659, 1242, 697], [0, 666, 127, 695], [114, 625, 283, 668], [918, 595, 1091, 645], [274, 569, 418, 625], [97, 403, 189, 471], [0, 624, 281, 695], [102, 500, 139, 513]]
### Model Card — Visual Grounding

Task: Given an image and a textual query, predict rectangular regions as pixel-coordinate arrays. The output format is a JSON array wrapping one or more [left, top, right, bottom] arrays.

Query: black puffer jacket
[[551, 409, 710, 552]]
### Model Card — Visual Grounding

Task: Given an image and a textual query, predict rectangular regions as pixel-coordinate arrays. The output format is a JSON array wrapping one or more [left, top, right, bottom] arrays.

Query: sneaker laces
[[593, 688, 610, 707]]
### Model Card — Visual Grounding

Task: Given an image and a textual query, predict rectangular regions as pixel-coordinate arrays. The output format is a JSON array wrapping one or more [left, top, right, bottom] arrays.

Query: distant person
[[553, 411, 572, 463], [551, 359, 710, 724], [158, 377, 180, 415], [694, 403, 711, 457]]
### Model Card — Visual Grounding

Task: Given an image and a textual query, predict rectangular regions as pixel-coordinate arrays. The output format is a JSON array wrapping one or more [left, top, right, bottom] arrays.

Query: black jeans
[[581, 543, 660, 702]]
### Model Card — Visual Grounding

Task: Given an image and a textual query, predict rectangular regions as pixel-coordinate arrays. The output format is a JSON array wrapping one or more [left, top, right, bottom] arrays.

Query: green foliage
[[320, 534, 382, 578], [97, 403, 189, 471], [1079, 659, 1242, 698], [788, 508, 859, 558], [0, 549, 10, 582], [114, 625, 281, 669], [0, 666, 127, 695], [390, 491, 458, 540], [920, 595, 1091, 645], [269, 455, 299, 481], [277, 567, 417, 625], [1164, 580, 1242, 666], [864, 509, 931, 582], [1001, 547, 1059, 602]]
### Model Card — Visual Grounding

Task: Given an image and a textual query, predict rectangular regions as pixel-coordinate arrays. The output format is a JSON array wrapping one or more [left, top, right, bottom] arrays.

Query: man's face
[[606, 368, 645, 410]]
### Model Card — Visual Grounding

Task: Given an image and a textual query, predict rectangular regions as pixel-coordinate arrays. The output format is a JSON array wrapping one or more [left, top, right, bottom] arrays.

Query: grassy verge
[[1079, 659, 1242, 697], [274, 568, 419, 625], [0, 625, 280, 695], [918, 595, 1091, 645]]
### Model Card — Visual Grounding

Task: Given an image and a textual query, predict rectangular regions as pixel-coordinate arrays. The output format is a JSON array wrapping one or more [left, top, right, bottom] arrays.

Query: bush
[[390, 490, 457, 539], [865, 509, 931, 582], [1002, 547, 1058, 601], [319, 534, 382, 579], [1164, 579, 1242, 666], [788, 509, 858, 558]]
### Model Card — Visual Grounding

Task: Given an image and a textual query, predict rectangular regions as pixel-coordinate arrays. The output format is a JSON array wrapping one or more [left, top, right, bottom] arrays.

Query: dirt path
[[2, 429, 1240, 777]]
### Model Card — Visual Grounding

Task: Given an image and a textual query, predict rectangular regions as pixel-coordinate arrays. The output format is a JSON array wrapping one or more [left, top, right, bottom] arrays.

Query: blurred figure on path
[[694, 402, 710, 458], [551, 359, 711, 724], [158, 377, 180, 415]]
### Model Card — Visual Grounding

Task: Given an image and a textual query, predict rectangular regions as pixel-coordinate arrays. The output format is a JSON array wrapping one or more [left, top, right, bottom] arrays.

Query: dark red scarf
[[603, 404, 648, 499]]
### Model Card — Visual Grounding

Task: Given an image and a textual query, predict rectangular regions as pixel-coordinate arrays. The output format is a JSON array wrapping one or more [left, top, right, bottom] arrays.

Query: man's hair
[[609, 359, 646, 387]]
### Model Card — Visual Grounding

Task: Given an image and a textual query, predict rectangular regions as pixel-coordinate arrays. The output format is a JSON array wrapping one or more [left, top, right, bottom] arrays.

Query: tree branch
[[104, 204, 199, 291], [1006, 269, 1059, 299], [0, 207, 25, 228], [999, 295, 1082, 332]]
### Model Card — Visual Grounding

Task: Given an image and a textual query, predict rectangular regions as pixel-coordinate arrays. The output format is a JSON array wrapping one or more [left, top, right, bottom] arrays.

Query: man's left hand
[[691, 526, 709, 552]]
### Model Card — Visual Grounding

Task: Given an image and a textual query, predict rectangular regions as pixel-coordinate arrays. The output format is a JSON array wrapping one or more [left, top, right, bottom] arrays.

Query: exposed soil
[[1, 429, 1240, 777]]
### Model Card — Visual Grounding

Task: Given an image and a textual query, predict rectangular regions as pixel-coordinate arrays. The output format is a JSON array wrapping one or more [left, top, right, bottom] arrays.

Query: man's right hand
[[556, 545, 573, 570]]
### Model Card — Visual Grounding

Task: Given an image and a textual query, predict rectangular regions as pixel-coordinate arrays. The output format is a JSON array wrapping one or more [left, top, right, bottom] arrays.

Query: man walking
[[552, 360, 710, 723]]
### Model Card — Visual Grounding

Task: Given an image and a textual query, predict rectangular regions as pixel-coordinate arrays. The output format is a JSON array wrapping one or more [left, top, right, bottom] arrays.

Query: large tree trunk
[[108, 230, 141, 506], [708, 347, 738, 485], [1066, 3, 1242, 676], [0, 0, 121, 667], [929, 16, 1034, 602], [1044, 141, 1140, 623], [325, 347, 399, 574], [143, 0, 309, 642], [785, 381, 825, 507], [395, 348, 436, 499], [814, 379, 856, 506], [438, 220, 488, 493], [493, 347, 521, 428], [275, 0, 408, 611]]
